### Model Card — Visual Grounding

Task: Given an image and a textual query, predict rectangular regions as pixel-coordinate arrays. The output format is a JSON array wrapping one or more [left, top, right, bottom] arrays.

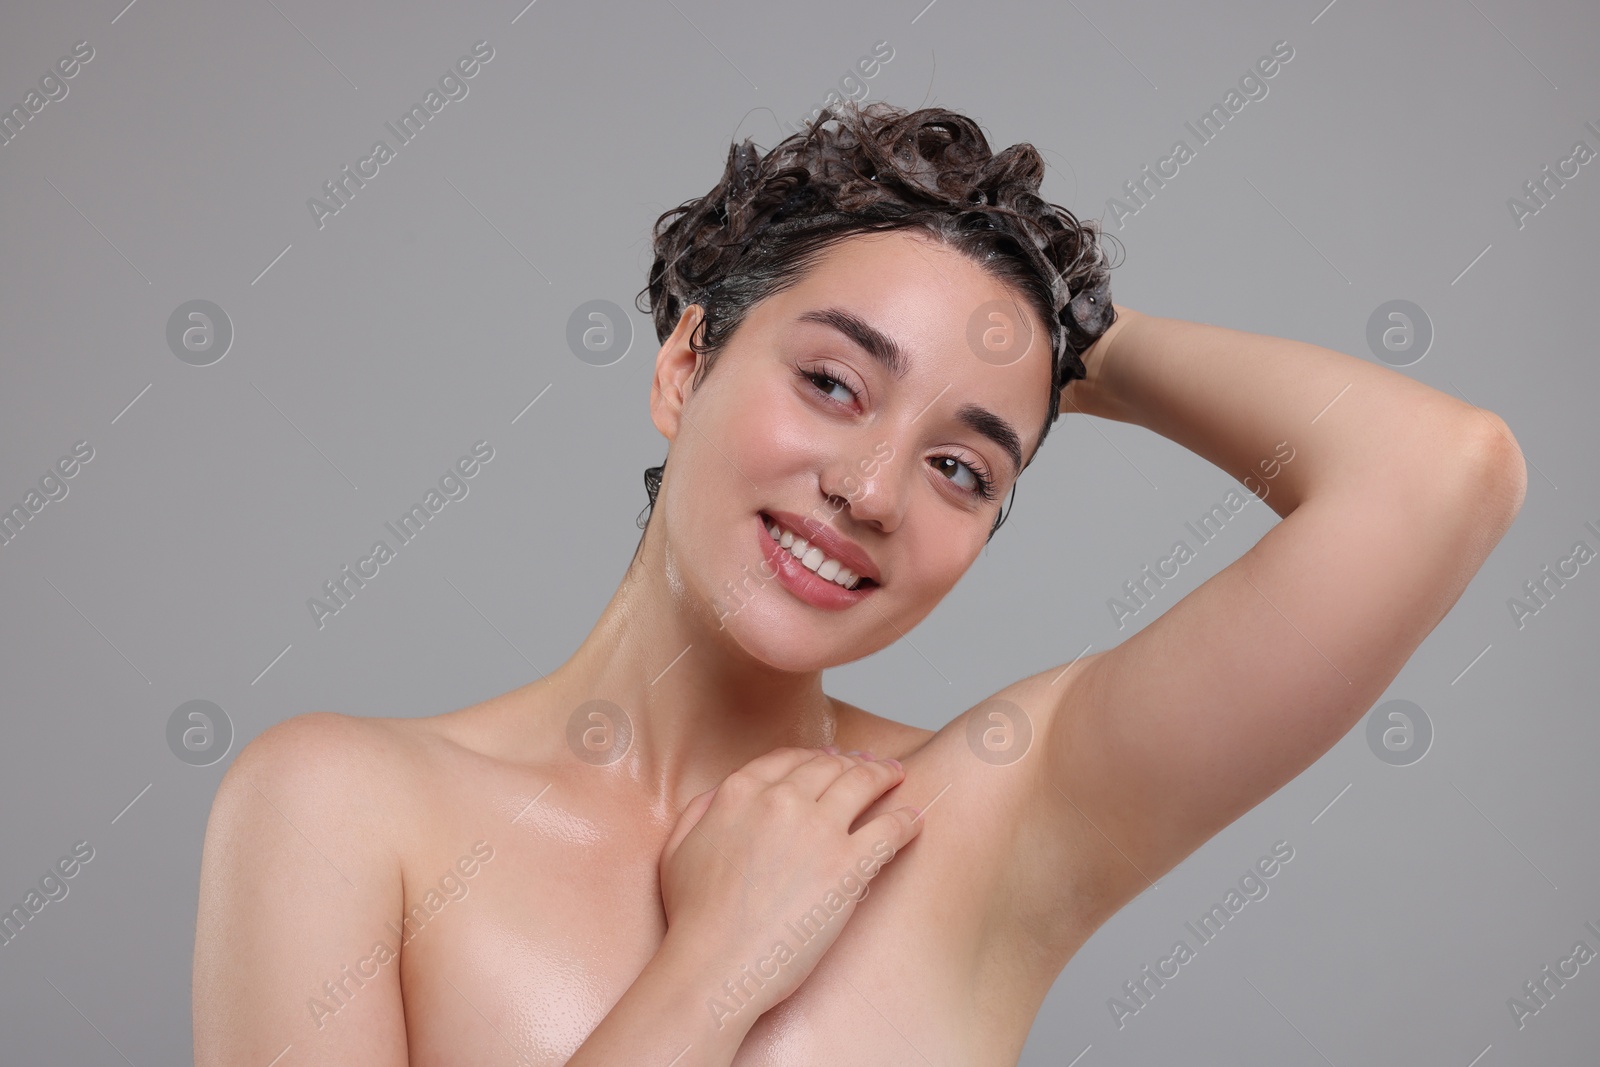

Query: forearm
[[1064, 307, 1496, 516], [567, 934, 754, 1067]]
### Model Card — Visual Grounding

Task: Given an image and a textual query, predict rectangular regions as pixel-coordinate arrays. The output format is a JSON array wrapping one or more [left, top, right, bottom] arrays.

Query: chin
[[718, 608, 817, 668], [716, 602, 849, 673]]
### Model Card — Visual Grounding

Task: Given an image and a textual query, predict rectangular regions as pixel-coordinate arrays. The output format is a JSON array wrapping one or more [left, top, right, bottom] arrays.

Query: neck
[[539, 517, 843, 811]]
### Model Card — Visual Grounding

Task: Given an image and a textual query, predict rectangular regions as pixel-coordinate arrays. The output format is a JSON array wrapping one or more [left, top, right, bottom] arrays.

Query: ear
[[650, 303, 705, 445]]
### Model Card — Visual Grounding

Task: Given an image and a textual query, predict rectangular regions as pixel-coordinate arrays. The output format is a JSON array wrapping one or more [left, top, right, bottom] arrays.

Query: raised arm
[[1024, 307, 1526, 916]]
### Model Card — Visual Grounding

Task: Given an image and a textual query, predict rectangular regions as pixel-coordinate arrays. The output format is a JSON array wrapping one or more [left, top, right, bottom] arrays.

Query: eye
[[929, 454, 997, 500], [798, 362, 861, 407]]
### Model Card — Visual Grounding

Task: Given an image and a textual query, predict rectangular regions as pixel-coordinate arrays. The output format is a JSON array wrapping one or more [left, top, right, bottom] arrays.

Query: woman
[[192, 102, 1526, 1065]]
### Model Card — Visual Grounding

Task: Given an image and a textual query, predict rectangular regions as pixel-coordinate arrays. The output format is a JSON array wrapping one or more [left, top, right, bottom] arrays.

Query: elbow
[[1463, 408, 1528, 531]]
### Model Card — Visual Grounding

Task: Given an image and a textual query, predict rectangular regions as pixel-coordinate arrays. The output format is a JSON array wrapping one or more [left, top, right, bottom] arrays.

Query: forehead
[[793, 228, 1019, 309], [756, 230, 1053, 443]]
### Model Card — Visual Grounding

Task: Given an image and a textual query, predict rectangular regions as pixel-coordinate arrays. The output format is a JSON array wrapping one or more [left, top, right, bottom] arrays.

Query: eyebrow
[[795, 306, 1025, 477], [953, 403, 1023, 478], [798, 307, 908, 380]]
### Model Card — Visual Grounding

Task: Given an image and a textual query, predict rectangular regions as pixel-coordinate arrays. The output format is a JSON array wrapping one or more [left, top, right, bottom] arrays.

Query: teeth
[[763, 516, 867, 591]]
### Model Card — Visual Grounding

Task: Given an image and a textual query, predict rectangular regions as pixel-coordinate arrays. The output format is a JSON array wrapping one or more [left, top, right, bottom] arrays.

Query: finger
[[661, 784, 719, 861], [733, 745, 841, 784], [852, 805, 924, 862], [783, 751, 869, 800], [815, 757, 905, 818], [666, 746, 838, 852]]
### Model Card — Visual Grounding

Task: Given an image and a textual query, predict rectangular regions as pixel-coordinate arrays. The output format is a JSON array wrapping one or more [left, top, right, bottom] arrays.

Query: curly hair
[[633, 99, 1121, 543]]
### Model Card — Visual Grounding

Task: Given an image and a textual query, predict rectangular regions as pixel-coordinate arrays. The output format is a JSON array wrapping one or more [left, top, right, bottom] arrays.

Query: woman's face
[[650, 229, 1053, 673]]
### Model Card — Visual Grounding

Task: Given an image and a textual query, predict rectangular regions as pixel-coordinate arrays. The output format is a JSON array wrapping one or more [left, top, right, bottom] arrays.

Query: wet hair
[[633, 99, 1120, 544]]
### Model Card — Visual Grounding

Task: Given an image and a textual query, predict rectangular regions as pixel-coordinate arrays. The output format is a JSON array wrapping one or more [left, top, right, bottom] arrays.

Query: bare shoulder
[[828, 656, 1107, 797], [828, 695, 937, 756], [858, 649, 1111, 776], [197, 708, 478, 907], [195, 712, 434, 1065], [199, 711, 433, 910], [215, 711, 426, 814]]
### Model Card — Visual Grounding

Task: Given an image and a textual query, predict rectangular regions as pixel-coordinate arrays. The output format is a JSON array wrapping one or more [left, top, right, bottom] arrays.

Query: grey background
[[1, 0, 1596, 1063]]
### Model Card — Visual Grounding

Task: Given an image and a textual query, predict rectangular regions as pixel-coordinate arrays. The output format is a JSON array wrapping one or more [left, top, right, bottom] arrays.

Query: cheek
[[741, 388, 910, 498], [897, 516, 982, 594], [934, 548, 979, 592], [673, 373, 775, 492], [726, 382, 815, 479]]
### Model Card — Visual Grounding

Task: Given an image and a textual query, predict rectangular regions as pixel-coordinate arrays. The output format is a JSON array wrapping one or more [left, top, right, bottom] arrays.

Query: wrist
[[653, 928, 764, 1042], [1062, 305, 1141, 421], [565, 931, 755, 1067]]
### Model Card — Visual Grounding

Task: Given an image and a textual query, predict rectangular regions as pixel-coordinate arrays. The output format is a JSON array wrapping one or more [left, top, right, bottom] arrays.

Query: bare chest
[[390, 769, 1038, 1066]]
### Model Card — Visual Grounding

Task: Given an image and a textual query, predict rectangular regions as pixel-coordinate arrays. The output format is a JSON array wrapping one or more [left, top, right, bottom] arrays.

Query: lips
[[754, 513, 876, 611], [760, 508, 882, 586]]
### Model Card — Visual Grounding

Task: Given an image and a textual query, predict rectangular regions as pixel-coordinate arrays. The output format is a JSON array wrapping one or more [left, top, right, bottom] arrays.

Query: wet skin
[[347, 678, 1099, 1066], [193, 229, 1525, 1066]]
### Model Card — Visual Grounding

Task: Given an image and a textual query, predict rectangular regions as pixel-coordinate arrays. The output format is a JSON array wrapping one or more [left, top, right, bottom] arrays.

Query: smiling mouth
[[759, 512, 879, 591]]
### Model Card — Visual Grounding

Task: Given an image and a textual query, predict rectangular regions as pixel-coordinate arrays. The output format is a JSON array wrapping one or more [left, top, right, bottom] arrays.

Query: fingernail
[[822, 745, 840, 755], [884, 757, 902, 770], [845, 749, 861, 757], [863, 750, 876, 761]]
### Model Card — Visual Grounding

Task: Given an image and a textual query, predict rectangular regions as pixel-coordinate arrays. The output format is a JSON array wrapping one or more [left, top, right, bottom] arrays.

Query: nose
[[820, 439, 906, 534]]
